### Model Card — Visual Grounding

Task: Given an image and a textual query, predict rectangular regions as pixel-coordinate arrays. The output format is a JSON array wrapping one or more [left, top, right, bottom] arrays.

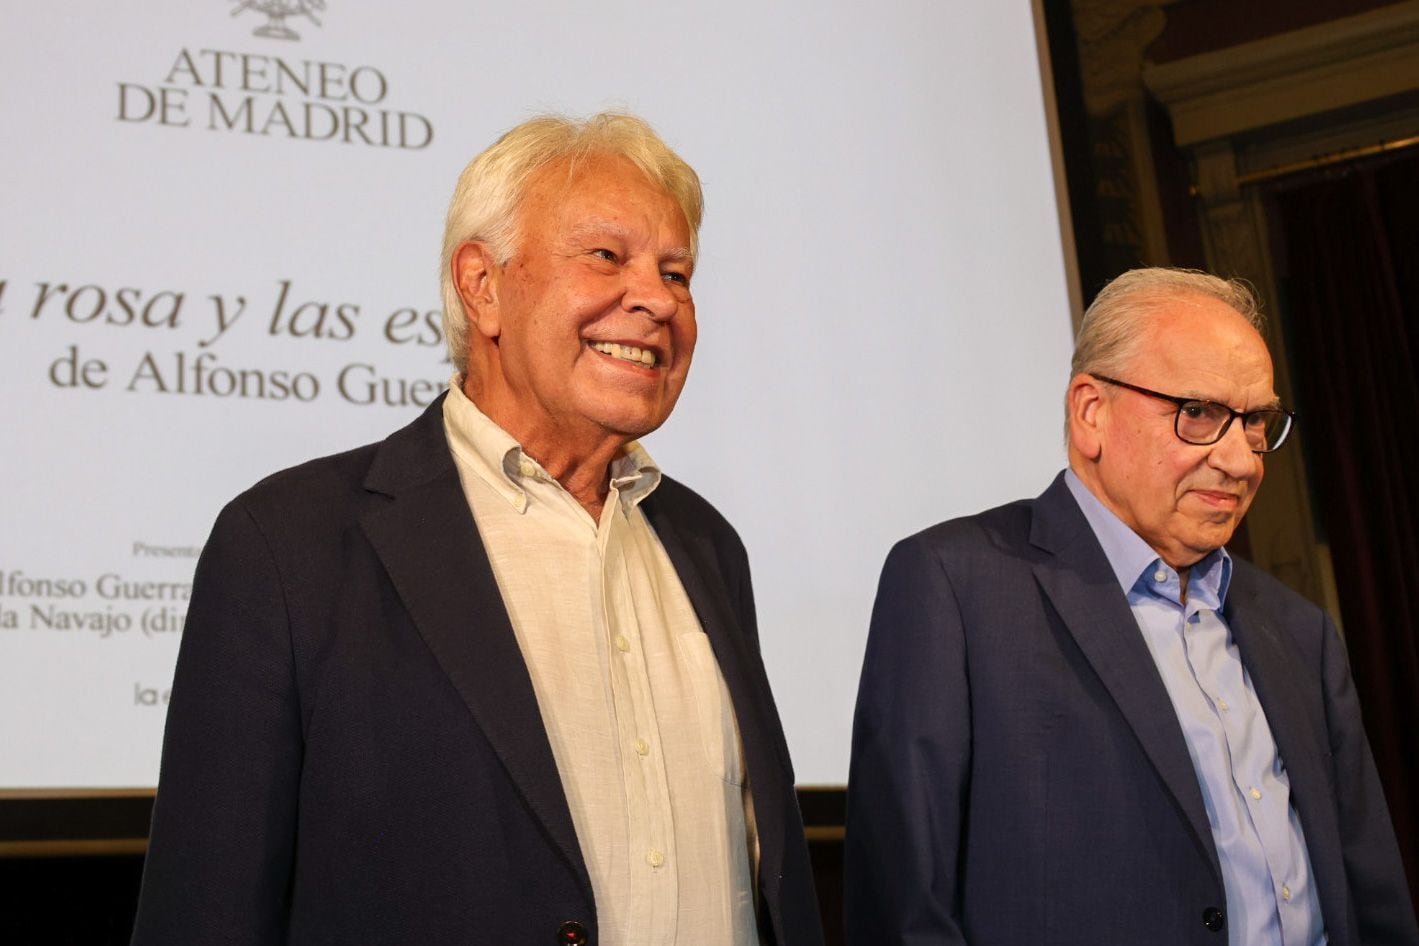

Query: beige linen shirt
[[443, 383, 760, 946]]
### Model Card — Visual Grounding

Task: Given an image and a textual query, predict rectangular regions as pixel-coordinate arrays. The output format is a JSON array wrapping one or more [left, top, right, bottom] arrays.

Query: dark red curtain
[[1272, 151, 1419, 908]]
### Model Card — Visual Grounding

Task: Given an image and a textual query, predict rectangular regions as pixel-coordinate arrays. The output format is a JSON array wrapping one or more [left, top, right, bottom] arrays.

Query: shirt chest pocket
[[675, 631, 746, 786]]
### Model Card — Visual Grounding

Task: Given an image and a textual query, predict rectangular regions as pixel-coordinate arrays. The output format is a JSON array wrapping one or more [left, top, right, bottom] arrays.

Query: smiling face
[[455, 154, 696, 460], [1068, 293, 1277, 569]]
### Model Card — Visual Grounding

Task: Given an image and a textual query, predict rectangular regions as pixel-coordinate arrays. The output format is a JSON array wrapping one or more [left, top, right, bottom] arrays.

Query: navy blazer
[[132, 395, 823, 946], [845, 472, 1416, 946]]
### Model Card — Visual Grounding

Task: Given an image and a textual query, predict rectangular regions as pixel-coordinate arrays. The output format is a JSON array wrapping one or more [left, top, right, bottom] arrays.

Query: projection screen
[[0, 0, 1075, 795]]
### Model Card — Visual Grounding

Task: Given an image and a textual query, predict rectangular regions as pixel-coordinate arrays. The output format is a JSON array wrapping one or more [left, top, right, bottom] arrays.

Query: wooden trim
[[795, 785, 846, 831], [0, 788, 844, 854], [1186, 134, 1419, 195], [1032, 0, 1084, 325], [0, 793, 156, 847], [1237, 134, 1419, 187], [1144, 1, 1419, 146], [0, 788, 154, 800], [0, 838, 148, 858]]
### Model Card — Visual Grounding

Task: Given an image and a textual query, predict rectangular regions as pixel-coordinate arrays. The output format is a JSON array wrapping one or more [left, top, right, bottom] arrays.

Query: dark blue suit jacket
[[132, 395, 823, 946], [845, 472, 1416, 946]]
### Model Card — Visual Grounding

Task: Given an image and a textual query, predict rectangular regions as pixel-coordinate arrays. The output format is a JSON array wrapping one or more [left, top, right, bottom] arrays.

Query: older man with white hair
[[133, 113, 824, 946]]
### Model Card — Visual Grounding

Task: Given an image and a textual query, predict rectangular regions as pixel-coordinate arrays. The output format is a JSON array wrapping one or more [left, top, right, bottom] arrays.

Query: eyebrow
[[1179, 389, 1284, 411], [567, 219, 628, 244]]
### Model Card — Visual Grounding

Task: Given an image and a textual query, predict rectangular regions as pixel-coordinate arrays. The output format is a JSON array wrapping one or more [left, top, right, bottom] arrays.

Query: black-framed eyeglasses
[[1093, 374, 1294, 453]]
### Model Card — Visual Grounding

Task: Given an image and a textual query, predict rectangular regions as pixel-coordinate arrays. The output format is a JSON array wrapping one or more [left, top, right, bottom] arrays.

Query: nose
[[622, 261, 681, 323], [1208, 415, 1261, 480]]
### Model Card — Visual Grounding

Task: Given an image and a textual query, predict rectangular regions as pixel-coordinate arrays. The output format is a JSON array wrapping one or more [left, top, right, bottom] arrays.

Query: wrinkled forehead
[[1130, 294, 1274, 387], [518, 154, 691, 246], [525, 153, 675, 209]]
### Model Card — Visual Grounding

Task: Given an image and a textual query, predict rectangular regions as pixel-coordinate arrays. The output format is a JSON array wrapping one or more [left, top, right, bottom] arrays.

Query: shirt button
[[1282, 884, 1292, 902], [1217, 698, 1230, 711], [614, 634, 630, 653], [1153, 569, 1168, 583], [1249, 787, 1262, 800], [646, 849, 664, 868], [519, 459, 537, 477], [633, 738, 649, 756]]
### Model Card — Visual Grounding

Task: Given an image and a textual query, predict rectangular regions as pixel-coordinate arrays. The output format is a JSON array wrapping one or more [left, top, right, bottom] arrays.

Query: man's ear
[[1067, 372, 1108, 460], [452, 241, 503, 340]]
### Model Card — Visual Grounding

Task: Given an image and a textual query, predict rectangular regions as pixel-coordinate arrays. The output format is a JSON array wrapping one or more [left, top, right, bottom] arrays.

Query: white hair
[[439, 112, 704, 373]]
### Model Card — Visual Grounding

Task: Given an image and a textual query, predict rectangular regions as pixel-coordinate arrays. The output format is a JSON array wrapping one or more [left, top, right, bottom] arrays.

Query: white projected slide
[[0, 1, 1073, 789]]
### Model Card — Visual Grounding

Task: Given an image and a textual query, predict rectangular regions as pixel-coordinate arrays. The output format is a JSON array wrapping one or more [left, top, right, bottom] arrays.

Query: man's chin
[[1180, 525, 1238, 560], [580, 396, 677, 441]]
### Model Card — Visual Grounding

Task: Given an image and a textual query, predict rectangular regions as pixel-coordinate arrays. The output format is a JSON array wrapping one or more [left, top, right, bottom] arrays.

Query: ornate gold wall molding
[[1141, 1, 1419, 618], [1073, 0, 1178, 117]]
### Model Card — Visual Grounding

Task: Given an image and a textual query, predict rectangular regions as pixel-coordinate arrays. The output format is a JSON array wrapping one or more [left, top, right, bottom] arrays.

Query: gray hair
[[1066, 267, 1264, 441], [439, 112, 704, 373], [1071, 267, 1263, 380]]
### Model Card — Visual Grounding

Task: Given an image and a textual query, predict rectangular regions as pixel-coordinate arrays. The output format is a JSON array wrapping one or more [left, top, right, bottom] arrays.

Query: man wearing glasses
[[846, 268, 1418, 946]]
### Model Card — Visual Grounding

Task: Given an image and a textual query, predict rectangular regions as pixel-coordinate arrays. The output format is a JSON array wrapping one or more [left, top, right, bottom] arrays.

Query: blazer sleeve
[[845, 535, 971, 945], [130, 499, 303, 946], [1319, 611, 1419, 945]]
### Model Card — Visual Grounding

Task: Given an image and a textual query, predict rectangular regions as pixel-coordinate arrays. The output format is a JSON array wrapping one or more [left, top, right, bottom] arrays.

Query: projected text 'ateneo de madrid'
[[117, 44, 434, 149]]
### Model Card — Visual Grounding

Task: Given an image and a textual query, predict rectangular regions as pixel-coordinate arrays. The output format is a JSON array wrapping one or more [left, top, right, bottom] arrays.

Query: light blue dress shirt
[[1065, 471, 1325, 946]]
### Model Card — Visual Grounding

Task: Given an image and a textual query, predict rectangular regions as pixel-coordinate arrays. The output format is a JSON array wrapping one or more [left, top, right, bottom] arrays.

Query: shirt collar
[[1064, 469, 1231, 608], [442, 378, 662, 512], [609, 441, 662, 510]]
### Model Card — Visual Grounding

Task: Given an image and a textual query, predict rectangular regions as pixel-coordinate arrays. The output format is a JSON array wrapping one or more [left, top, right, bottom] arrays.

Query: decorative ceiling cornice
[[1072, 0, 1180, 116], [1144, 0, 1419, 145]]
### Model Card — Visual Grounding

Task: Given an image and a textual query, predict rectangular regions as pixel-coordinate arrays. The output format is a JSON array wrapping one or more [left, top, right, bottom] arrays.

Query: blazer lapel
[[1030, 474, 1222, 881], [643, 494, 789, 900], [1226, 581, 1349, 941], [357, 397, 589, 899]]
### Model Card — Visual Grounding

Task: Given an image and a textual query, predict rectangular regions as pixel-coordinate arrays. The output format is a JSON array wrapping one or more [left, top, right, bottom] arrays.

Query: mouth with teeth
[[588, 340, 660, 368]]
